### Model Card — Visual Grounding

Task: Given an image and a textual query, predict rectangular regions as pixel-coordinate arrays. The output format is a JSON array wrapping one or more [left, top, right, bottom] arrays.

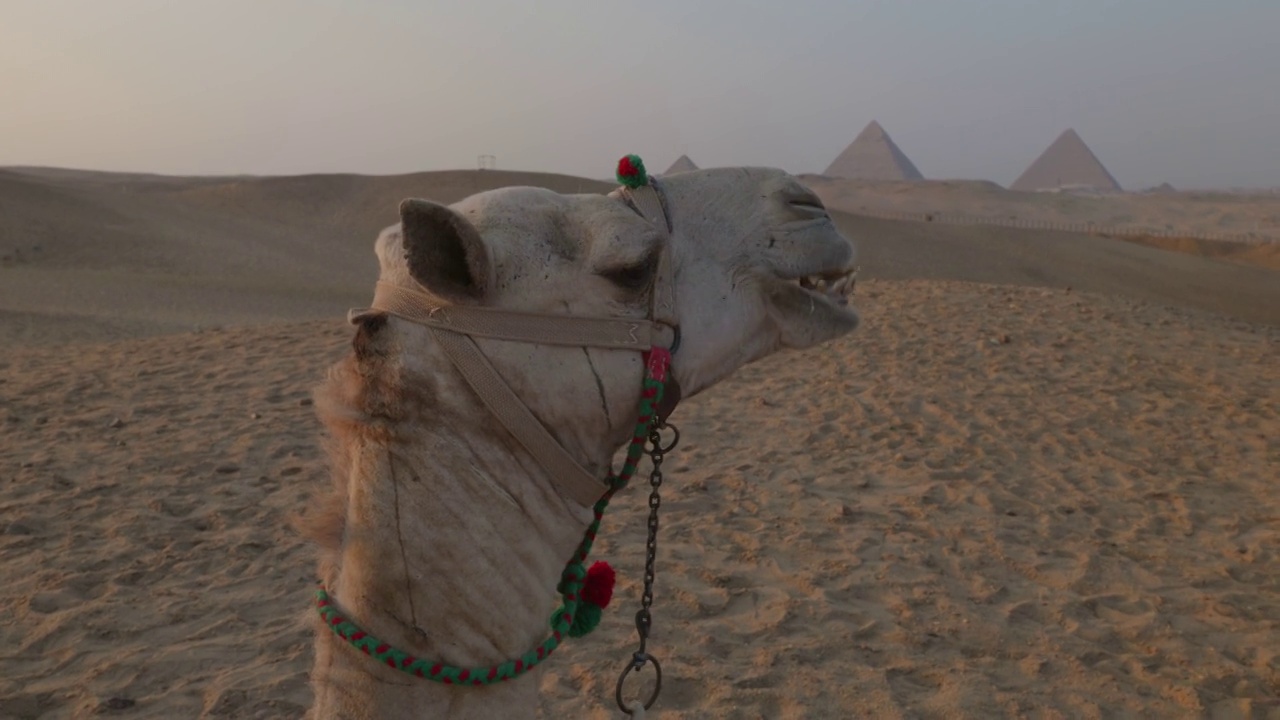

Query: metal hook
[[650, 422, 680, 455], [615, 652, 662, 715]]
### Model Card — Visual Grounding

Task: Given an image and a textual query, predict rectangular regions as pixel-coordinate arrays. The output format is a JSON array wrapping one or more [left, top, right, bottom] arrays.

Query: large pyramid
[[663, 155, 699, 175], [823, 121, 924, 181], [1011, 129, 1121, 192]]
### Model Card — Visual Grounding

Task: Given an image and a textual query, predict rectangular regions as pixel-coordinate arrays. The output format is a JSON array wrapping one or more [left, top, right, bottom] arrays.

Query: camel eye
[[788, 197, 827, 215], [600, 254, 657, 291]]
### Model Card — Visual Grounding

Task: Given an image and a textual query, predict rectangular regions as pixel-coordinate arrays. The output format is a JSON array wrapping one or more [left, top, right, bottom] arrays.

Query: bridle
[[359, 176, 680, 508], [316, 166, 681, 714]]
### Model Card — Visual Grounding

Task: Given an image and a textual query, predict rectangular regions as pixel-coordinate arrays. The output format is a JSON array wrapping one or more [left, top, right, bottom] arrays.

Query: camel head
[[631, 167, 859, 392], [369, 166, 858, 480]]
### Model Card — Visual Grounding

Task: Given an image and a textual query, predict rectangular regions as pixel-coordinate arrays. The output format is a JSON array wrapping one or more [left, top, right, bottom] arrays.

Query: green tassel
[[568, 602, 603, 638]]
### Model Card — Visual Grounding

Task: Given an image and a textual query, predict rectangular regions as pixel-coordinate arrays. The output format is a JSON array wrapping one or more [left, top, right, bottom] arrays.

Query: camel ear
[[399, 199, 493, 302]]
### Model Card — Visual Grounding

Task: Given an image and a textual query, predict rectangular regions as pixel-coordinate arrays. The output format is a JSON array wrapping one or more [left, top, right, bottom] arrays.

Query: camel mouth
[[793, 267, 857, 307], [766, 262, 860, 349]]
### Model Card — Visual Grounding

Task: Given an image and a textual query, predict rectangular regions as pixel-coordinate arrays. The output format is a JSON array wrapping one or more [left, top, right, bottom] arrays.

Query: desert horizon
[[3, 163, 1277, 347]]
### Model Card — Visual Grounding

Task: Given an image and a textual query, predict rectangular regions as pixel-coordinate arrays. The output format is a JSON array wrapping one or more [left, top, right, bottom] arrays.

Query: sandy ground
[[2, 168, 1279, 718]]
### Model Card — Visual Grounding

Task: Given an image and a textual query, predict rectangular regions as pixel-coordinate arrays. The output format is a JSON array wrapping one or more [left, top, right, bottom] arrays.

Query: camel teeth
[[797, 271, 856, 302], [838, 268, 858, 298]]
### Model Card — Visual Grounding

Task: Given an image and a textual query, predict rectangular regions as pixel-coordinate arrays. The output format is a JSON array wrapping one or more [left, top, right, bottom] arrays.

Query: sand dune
[[803, 175, 1280, 244], [1108, 234, 1280, 272], [0, 169, 613, 345], [4, 168, 1278, 346], [833, 212, 1280, 327], [2, 168, 1278, 718]]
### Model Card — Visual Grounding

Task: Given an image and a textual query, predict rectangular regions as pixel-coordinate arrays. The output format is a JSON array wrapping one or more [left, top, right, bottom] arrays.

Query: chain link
[[635, 422, 665, 648], [617, 420, 678, 715]]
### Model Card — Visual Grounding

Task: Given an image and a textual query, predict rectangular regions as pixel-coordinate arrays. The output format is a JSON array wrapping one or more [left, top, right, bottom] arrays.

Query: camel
[[302, 162, 860, 719]]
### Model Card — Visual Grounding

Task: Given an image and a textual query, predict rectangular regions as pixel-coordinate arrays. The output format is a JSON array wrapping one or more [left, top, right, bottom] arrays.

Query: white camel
[[302, 162, 860, 719]]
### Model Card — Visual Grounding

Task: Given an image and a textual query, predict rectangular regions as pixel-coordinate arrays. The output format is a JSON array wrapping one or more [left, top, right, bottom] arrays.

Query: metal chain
[[616, 420, 679, 715], [636, 421, 666, 646]]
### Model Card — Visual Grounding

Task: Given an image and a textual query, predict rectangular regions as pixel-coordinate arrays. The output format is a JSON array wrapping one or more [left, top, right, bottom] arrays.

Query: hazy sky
[[3, 1, 1277, 189]]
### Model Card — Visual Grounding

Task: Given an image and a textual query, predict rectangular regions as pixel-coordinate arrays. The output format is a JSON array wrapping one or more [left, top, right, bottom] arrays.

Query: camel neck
[[308, 418, 597, 719]]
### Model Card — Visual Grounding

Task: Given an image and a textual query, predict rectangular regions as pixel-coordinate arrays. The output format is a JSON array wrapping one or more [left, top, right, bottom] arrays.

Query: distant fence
[[856, 209, 1277, 245]]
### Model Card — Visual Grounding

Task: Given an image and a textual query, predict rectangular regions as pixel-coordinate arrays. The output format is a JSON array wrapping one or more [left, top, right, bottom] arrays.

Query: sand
[[803, 176, 1280, 245], [0, 168, 613, 346], [2, 168, 1278, 718]]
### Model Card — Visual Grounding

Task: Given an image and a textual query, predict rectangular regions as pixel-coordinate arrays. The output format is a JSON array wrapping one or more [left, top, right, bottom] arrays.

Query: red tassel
[[582, 561, 616, 608], [615, 154, 649, 188]]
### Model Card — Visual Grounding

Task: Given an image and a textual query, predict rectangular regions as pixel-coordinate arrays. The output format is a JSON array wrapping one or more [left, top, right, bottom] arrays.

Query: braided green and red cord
[[315, 347, 672, 685]]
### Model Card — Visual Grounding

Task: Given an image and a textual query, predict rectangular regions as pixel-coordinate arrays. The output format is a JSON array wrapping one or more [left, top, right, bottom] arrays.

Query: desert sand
[[1, 168, 1278, 718], [803, 175, 1280, 246]]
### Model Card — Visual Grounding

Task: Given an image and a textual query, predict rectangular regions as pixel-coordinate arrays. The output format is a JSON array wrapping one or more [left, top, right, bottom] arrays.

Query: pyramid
[[1011, 129, 1121, 192], [663, 155, 699, 175], [823, 121, 924, 181]]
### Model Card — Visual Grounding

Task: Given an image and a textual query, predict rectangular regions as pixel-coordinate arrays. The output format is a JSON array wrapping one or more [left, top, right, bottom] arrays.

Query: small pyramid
[[663, 155, 699, 175], [1011, 129, 1121, 192], [823, 121, 924, 181]]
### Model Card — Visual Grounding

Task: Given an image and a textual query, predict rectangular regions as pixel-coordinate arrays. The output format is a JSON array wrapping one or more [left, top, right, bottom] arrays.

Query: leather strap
[[363, 281, 676, 351], [427, 326, 607, 508], [612, 182, 678, 329]]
